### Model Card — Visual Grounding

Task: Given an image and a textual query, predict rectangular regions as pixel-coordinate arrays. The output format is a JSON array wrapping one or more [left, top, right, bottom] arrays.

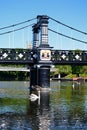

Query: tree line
[[52, 65, 87, 78], [0, 71, 29, 81], [0, 64, 87, 81]]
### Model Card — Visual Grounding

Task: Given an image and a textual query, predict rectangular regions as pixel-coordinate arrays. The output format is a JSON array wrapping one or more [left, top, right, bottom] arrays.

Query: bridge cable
[[0, 23, 34, 35], [49, 16, 87, 35], [0, 18, 36, 30], [48, 28, 87, 44]]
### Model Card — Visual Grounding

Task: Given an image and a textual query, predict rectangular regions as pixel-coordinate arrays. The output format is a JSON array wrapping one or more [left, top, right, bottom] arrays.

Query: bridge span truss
[[0, 48, 35, 65], [0, 48, 87, 65], [51, 50, 87, 65]]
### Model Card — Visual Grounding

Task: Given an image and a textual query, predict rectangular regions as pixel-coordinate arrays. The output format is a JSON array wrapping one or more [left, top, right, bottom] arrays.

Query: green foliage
[[0, 71, 29, 81], [71, 65, 83, 77], [80, 66, 87, 74], [55, 65, 72, 74]]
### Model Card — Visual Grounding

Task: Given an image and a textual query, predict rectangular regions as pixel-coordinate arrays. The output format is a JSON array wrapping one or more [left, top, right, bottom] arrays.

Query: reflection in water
[[49, 81, 87, 129], [39, 92, 50, 130], [0, 81, 87, 129], [28, 92, 50, 130]]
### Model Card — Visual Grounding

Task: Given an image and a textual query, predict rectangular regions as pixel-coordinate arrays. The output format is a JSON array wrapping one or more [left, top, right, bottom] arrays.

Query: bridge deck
[[0, 48, 34, 64], [0, 48, 87, 65], [51, 50, 87, 65]]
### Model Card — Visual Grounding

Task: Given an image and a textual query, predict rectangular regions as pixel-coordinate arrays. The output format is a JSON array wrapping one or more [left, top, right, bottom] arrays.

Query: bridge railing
[[0, 48, 87, 65], [51, 50, 87, 65], [0, 48, 34, 64]]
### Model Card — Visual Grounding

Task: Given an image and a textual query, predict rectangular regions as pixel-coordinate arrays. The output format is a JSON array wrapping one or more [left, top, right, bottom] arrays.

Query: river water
[[0, 81, 87, 130]]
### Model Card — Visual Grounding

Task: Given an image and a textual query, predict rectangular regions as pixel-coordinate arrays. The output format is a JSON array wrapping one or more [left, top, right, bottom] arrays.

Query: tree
[[55, 65, 72, 74], [71, 65, 82, 77]]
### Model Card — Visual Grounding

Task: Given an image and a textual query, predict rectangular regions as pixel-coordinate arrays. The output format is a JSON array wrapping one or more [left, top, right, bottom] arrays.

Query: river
[[0, 81, 87, 130]]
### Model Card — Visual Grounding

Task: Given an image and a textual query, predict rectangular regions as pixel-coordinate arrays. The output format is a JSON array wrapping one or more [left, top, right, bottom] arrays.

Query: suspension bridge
[[0, 15, 87, 89]]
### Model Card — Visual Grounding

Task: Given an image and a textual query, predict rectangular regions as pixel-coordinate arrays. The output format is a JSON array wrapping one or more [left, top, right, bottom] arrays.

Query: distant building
[[26, 42, 32, 49]]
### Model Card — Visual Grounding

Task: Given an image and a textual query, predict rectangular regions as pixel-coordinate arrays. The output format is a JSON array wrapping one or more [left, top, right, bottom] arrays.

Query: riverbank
[[52, 77, 87, 82]]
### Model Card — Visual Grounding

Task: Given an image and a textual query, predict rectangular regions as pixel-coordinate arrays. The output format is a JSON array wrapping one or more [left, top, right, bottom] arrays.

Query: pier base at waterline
[[30, 66, 50, 91]]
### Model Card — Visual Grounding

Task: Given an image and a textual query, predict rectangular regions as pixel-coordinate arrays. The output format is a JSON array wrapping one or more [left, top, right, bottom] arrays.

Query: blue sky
[[0, 0, 87, 50]]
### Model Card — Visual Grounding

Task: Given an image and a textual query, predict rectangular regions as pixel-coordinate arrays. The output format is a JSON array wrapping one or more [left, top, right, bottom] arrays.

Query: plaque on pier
[[40, 50, 51, 61]]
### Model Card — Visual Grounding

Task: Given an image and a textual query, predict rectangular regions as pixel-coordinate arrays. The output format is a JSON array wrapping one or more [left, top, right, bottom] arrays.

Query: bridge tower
[[30, 15, 53, 90]]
